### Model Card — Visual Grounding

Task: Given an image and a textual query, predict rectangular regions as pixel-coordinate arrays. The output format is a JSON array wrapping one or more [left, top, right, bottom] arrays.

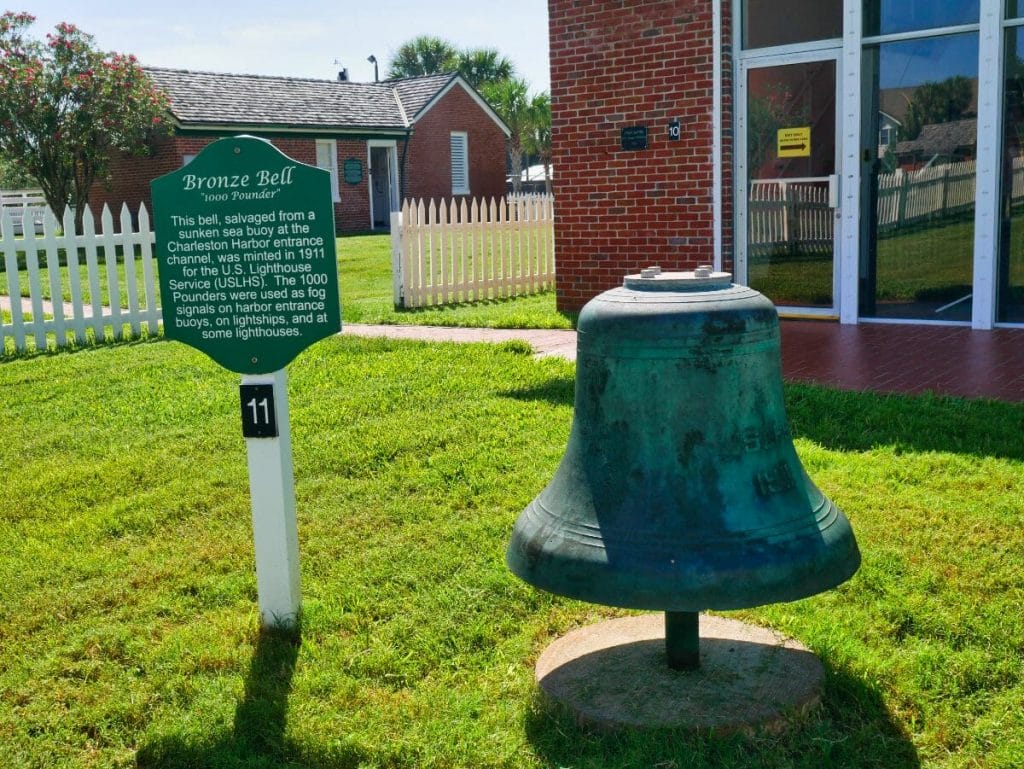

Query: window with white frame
[[315, 139, 340, 201], [450, 132, 470, 195]]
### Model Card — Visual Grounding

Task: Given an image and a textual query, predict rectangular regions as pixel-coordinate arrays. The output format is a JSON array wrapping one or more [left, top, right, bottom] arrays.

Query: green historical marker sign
[[151, 136, 341, 374], [343, 158, 363, 184]]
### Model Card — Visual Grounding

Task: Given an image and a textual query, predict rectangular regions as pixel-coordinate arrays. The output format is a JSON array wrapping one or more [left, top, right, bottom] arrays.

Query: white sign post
[[151, 137, 342, 631], [241, 368, 301, 628]]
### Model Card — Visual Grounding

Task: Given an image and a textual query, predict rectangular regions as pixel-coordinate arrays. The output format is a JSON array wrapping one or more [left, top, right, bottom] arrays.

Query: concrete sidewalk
[[0, 294, 95, 319], [0, 294, 578, 359], [341, 323, 578, 361]]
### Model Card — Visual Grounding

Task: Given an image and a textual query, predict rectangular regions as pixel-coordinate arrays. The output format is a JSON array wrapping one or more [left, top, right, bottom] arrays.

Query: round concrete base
[[535, 613, 823, 732]]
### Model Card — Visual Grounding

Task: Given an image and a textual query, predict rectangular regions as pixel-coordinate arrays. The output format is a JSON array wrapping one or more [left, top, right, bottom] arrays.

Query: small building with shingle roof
[[90, 68, 510, 232], [894, 118, 978, 167]]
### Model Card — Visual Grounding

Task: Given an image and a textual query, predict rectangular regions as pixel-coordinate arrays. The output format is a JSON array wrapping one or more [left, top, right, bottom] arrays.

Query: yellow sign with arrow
[[777, 127, 811, 158]]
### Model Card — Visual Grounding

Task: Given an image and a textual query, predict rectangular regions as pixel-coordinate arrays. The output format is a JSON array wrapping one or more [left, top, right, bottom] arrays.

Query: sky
[[14, 0, 552, 93]]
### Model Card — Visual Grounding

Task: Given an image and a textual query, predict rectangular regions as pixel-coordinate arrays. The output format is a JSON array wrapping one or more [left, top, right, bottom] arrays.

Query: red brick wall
[[404, 84, 508, 203], [88, 136, 208, 226], [549, 0, 733, 312], [89, 135, 372, 232], [324, 139, 373, 231]]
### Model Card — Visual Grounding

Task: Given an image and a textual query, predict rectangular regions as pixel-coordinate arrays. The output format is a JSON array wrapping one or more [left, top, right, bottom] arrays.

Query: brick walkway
[[343, 321, 1024, 403], [778, 321, 1024, 403]]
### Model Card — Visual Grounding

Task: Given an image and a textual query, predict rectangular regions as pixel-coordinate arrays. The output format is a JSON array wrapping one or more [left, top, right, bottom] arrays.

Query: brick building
[[91, 69, 509, 233], [551, 0, 1024, 330], [549, 0, 728, 313]]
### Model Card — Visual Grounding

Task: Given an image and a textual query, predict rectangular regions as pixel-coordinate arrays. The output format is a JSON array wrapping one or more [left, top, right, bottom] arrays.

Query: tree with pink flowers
[[0, 12, 168, 232]]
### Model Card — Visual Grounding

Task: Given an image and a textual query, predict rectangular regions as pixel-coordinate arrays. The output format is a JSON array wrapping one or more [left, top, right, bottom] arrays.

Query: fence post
[[897, 170, 909, 229], [940, 164, 950, 217], [137, 204, 161, 335], [0, 206, 25, 351], [391, 209, 404, 308], [782, 182, 795, 256]]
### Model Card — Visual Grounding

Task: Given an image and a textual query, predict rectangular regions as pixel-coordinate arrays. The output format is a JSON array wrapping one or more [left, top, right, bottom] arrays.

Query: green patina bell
[[506, 267, 860, 669]]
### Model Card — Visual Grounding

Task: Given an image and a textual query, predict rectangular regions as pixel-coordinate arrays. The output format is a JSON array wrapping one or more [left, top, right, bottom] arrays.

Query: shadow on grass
[[1, 329, 166, 362], [524, 657, 920, 768], [136, 625, 366, 769], [388, 292, 578, 325], [785, 383, 1024, 461], [500, 373, 575, 407], [497, 370, 1024, 461]]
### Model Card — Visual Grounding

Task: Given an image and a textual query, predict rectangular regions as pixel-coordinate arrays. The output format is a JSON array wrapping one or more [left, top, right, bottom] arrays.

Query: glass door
[[739, 54, 840, 314], [861, 32, 979, 322]]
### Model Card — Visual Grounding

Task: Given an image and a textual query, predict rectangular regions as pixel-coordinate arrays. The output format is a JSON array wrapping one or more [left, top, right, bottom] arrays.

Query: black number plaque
[[240, 384, 278, 438]]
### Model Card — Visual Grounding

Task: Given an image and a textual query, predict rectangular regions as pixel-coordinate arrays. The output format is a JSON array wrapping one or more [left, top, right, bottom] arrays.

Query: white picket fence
[[0, 189, 47, 236], [747, 159, 1019, 254], [0, 203, 160, 353], [390, 195, 555, 308], [875, 160, 978, 231], [748, 179, 833, 256]]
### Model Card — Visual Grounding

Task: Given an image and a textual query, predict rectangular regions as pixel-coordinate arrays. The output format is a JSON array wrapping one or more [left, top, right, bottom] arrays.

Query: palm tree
[[387, 36, 458, 79], [481, 78, 530, 194], [456, 49, 515, 89], [523, 92, 552, 194]]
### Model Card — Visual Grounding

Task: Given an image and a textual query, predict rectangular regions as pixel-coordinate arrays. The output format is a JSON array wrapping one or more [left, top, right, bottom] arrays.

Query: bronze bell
[[506, 267, 860, 669]]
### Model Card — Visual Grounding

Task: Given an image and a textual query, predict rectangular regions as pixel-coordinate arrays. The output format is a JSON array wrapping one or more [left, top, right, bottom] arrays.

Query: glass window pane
[[862, 33, 978, 321], [999, 27, 1024, 322], [746, 61, 836, 308], [864, 0, 978, 37], [744, 0, 841, 49], [1009, 1, 1024, 20]]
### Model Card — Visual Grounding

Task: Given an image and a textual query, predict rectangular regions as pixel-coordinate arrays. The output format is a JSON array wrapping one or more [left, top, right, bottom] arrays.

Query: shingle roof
[[895, 118, 977, 157], [387, 73, 458, 120], [144, 68, 460, 131]]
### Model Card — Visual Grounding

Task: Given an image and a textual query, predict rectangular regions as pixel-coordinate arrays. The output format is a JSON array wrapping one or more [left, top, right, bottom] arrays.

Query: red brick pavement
[[779, 321, 1024, 403]]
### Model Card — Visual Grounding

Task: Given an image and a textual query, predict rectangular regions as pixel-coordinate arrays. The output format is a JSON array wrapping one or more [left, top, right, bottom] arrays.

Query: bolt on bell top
[[506, 267, 860, 612]]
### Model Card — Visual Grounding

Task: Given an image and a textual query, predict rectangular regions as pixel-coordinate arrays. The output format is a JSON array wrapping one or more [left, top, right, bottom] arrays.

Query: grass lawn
[[1, 233, 567, 357], [1, 235, 571, 347], [0, 249, 156, 312], [1, 337, 1022, 768], [749, 251, 833, 307], [874, 219, 974, 303], [337, 233, 573, 329], [749, 217, 980, 308]]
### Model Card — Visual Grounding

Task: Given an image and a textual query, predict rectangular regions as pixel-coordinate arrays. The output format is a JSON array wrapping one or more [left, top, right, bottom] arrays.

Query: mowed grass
[[874, 219, 974, 303], [1, 337, 1023, 768], [337, 233, 573, 329], [750, 216, 979, 307], [0, 249, 156, 312], [1, 234, 570, 353], [1, 233, 568, 357]]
